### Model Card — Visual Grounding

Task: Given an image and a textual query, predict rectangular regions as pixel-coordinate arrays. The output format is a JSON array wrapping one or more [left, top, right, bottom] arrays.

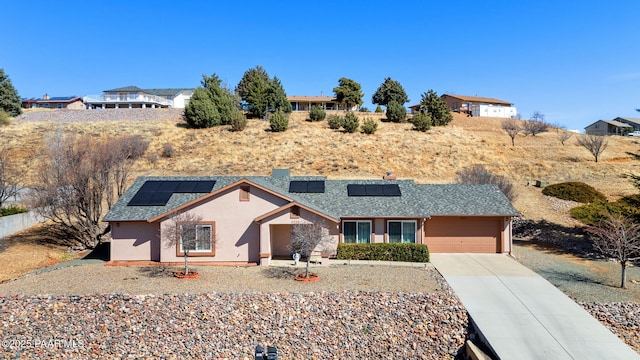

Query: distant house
[[409, 94, 517, 118], [21, 94, 85, 110], [103, 170, 519, 266], [84, 86, 194, 109], [288, 96, 358, 111], [584, 119, 633, 136], [613, 117, 640, 131]]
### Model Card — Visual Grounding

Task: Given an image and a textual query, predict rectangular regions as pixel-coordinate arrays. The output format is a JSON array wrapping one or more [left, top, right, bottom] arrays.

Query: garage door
[[425, 217, 501, 253]]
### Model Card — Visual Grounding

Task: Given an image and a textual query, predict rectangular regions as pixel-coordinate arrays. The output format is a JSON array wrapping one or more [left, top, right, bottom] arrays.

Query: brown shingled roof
[[442, 94, 512, 105]]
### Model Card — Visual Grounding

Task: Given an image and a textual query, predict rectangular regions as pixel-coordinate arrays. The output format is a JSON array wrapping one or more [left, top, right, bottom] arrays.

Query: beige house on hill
[[288, 96, 358, 111]]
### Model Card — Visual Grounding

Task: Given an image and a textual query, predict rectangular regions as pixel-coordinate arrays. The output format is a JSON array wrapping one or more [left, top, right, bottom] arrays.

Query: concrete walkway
[[430, 253, 639, 360]]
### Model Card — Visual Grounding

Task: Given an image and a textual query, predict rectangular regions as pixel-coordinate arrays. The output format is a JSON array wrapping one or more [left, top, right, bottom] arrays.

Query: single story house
[[409, 94, 517, 118], [84, 86, 194, 109], [584, 119, 633, 136], [288, 96, 358, 111], [21, 94, 85, 110], [103, 170, 519, 266], [613, 117, 640, 131]]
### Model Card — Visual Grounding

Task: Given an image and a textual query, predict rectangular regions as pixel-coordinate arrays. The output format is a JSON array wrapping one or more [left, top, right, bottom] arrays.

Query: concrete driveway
[[431, 253, 639, 360]]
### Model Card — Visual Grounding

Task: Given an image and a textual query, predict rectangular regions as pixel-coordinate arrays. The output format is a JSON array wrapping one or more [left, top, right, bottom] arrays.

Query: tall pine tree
[[419, 90, 452, 126], [236, 66, 290, 118]]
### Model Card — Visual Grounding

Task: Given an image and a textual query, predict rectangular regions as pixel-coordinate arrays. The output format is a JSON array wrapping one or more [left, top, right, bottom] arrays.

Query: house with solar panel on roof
[[83, 86, 194, 109], [103, 169, 519, 266], [21, 94, 85, 110]]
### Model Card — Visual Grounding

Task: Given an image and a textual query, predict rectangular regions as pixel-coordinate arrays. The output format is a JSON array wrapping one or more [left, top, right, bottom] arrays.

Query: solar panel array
[[347, 184, 401, 197], [127, 180, 216, 206], [289, 180, 325, 193]]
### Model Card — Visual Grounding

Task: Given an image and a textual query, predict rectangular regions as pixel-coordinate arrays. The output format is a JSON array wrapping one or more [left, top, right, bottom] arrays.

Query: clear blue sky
[[3, 1, 639, 130]]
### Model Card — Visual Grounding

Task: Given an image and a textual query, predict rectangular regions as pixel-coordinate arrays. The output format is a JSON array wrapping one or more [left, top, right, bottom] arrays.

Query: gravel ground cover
[[0, 265, 468, 359], [514, 242, 640, 353]]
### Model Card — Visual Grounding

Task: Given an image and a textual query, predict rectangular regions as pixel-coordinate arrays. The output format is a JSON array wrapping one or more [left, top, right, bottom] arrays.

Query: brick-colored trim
[[259, 252, 271, 258], [175, 221, 216, 257]]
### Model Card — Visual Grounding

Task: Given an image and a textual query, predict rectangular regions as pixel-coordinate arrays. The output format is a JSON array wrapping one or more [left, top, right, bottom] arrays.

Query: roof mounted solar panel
[[347, 184, 366, 196], [366, 185, 384, 196], [289, 181, 307, 193], [127, 180, 216, 206], [289, 180, 325, 193], [347, 184, 402, 197], [383, 184, 401, 196]]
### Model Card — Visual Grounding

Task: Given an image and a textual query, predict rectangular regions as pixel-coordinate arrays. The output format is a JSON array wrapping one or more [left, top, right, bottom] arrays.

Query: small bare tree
[[587, 215, 640, 288], [455, 164, 516, 201], [289, 221, 332, 279], [164, 211, 208, 276], [0, 147, 23, 208], [501, 118, 521, 146], [556, 128, 573, 146], [577, 134, 608, 162]]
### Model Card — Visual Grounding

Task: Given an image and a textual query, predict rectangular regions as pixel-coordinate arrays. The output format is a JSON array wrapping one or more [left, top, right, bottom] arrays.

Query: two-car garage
[[424, 216, 505, 253]]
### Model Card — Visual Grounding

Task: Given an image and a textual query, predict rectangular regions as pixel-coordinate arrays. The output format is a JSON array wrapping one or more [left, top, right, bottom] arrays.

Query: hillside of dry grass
[[3, 110, 640, 226]]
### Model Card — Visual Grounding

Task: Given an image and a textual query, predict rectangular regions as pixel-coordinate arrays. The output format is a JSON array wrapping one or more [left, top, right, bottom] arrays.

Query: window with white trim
[[342, 220, 371, 243], [388, 220, 416, 243], [180, 224, 212, 252]]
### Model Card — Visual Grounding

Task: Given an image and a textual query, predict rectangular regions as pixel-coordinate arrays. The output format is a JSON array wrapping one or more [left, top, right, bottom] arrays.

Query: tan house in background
[[103, 170, 519, 266], [21, 94, 85, 110], [288, 96, 358, 111]]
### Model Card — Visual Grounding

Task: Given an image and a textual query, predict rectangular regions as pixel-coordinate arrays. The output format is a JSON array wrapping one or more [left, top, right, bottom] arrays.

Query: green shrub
[[571, 194, 640, 225], [337, 243, 429, 262], [386, 100, 407, 123], [327, 114, 343, 129], [542, 182, 606, 203], [0, 109, 11, 126], [375, 105, 383, 113], [359, 107, 369, 112], [361, 118, 377, 134], [229, 111, 247, 131], [0, 205, 28, 217], [309, 105, 326, 122], [269, 109, 289, 132], [412, 111, 432, 132], [342, 112, 360, 133]]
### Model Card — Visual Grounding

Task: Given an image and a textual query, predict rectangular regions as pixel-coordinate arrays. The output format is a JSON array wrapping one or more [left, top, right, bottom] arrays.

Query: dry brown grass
[[2, 111, 640, 279], [5, 111, 639, 216]]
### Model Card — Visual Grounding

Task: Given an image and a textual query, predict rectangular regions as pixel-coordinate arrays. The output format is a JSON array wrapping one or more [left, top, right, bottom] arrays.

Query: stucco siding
[[159, 185, 288, 263], [110, 222, 159, 261]]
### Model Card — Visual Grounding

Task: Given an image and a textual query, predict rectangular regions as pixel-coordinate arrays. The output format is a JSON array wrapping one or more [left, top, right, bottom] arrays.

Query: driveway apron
[[431, 253, 639, 360]]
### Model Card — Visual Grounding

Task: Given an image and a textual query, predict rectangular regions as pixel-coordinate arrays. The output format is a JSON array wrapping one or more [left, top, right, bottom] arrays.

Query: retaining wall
[[0, 211, 43, 239]]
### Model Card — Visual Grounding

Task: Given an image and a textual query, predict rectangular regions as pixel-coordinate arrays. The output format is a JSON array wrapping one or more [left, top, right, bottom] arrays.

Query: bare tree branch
[[587, 214, 640, 288], [501, 119, 521, 146], [289, 220, 332, 278], [577, 134, 608, 162]]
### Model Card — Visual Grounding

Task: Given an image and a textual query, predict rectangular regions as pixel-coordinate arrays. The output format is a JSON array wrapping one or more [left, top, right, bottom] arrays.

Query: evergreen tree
[[371, 77, 408, 107], [267, 76, 292, 114], [237, 66, 290, 118], [419, 90, 452, 126], [184, 74, 238, 128], [333, 77, 363, 111], [385, 100, 407, 123], [0, 69, 21, 117]]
